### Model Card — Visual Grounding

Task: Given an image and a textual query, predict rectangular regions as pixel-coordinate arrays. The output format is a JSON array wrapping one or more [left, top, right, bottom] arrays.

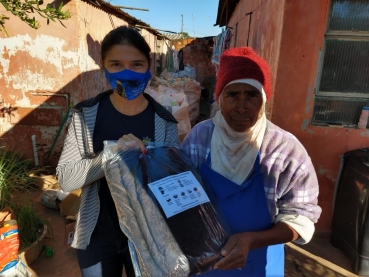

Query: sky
[[107, 0, 224, 37]]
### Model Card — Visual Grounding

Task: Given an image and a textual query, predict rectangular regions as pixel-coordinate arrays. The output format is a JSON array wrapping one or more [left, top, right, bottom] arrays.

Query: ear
[[217, 94, 222, 109], [99, 59, 104, 69]]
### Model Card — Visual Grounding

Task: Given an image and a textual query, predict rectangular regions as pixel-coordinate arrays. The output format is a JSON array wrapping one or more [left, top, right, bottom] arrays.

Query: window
[[312, 0, 369, 127]]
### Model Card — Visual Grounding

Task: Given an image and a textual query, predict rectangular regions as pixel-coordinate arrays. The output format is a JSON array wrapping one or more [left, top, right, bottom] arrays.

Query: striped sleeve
[[56, 113, 104, 192], [155, 115, 179, 146]]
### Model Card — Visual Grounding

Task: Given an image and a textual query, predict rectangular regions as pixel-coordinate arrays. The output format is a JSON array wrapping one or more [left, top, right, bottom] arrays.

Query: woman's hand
[[213, 222, 299, 270], [213, 233, 253, 270], [118, 133, 147, 153]]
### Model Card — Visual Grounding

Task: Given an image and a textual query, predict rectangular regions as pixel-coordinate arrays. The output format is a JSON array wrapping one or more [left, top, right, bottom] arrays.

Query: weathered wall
[[1, 0, 82, 165], [227, 0, 286, 118], [272, 0, 369, 231], [172, 38, 196, 51], [182, 38, 215, 84], [0, 0, 168, 166]]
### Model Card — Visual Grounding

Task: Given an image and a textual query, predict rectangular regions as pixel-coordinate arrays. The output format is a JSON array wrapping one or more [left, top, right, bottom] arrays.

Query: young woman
[[56, 26, 178, 277]]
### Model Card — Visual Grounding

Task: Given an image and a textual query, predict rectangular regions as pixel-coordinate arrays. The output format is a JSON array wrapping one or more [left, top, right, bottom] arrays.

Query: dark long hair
[[101, 26, 151, 64]]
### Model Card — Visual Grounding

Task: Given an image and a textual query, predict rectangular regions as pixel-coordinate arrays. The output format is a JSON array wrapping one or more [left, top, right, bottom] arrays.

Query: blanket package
[[103, 142, 230, 277]]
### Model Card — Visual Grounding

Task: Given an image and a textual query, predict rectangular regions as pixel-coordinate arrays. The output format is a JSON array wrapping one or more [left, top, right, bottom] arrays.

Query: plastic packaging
[[357, 107, 369, 129], [102, 141, 230, 277], [0, 258, 30, 277], [145, 86, 191, 142], [0, 219, 31, 277], [0, 220, 19, 273], [41, 190, 61, 209], [146, 76, 201, 136]]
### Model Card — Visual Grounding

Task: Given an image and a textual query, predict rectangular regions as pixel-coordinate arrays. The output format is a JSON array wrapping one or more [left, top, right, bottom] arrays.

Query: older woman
[[180, 47, 321, 276]]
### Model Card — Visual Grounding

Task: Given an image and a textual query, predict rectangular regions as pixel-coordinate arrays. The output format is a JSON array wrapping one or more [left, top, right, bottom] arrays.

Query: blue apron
[[198, 153, 284, 277]]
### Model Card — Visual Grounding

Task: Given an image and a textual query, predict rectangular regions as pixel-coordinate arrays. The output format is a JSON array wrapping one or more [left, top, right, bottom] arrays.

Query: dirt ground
[[23, 189, 360, 277], [25, 192, 81, 277]]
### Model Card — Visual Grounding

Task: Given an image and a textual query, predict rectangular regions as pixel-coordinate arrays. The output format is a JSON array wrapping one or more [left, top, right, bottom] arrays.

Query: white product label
[[148, 171, 210, 218]]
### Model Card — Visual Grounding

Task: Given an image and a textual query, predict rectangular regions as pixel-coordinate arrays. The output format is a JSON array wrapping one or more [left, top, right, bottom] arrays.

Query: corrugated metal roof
[[161, 33, 185, 40], [215, 0, 240, 27], [82, 0, 169, 39]]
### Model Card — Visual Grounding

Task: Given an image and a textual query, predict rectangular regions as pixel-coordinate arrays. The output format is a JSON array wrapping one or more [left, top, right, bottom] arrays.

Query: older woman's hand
[[117, 133, 147, 153], [213, 222, 300, 270], [213, 233, 253, 270]]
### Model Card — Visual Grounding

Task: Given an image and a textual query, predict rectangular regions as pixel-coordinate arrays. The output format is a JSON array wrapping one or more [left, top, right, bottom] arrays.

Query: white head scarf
[[210, 79, 267, 185]]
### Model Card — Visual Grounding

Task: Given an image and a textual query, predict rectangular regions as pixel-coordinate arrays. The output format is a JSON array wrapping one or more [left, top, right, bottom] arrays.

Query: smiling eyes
[[109, 61, 145, 69], [105, 59, 147, 74], [110, 62, 121, 67]]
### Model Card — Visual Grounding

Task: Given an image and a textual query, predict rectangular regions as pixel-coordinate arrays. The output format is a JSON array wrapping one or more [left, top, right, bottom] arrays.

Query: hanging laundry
[[211, 29, 233, 101], [178, 49, 184, 71], [166, 49, 175, 72], [211, 29, 233, 71], [222, 29, 232, 55], [173, 49, 179, 72], [211, 33, 223, 65]]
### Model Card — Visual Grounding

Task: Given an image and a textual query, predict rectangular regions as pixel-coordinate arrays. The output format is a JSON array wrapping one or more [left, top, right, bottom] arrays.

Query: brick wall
[[172, 38, 196, 50], [182, 38, 216, 100]]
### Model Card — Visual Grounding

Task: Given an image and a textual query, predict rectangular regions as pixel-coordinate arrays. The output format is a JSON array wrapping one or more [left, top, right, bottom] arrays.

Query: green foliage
[[0, 144, 50, 250], [10, 197, 50, 250], [0, 0, 71, 36], [179, 31, 190, 38], [0, 145, 35, 209]]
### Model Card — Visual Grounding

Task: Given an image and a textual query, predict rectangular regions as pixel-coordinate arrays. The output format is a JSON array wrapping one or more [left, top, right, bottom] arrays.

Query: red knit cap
[[215, 47, 272, 101]]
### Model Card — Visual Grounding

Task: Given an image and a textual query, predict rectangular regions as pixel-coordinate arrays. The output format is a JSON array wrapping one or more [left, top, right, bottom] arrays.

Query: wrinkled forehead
[[221, 78, 266, 103]]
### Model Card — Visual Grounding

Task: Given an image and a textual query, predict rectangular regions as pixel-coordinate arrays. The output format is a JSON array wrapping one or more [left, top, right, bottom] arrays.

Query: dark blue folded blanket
[[104, 145, 230, 276]]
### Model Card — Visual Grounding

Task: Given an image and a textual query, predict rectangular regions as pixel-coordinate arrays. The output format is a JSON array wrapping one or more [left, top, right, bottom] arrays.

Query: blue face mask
[[105, 69, 152, 100]]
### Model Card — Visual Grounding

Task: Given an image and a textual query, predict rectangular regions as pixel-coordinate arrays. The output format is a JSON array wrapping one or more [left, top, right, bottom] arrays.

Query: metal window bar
[[312, 0, 369, 127], [311, 96, 369, 127], [329, 0, 369, 32], [319, 38, 369, 94]]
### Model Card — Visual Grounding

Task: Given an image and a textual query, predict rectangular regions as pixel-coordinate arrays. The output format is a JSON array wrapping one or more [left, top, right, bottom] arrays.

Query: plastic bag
[[0, 259, 30, 277], [178, 65, 196, 79], [0, 219, 19, 274], [145, 86, 191, 142], [184, 81, 201, 126], [102, 141, 230, 277], [0, 210, 31, 277]]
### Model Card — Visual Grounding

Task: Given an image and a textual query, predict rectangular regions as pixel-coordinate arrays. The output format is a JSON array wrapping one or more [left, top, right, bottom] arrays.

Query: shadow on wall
[[87, 33, 101, 67], [0, 34, 109, 167]]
